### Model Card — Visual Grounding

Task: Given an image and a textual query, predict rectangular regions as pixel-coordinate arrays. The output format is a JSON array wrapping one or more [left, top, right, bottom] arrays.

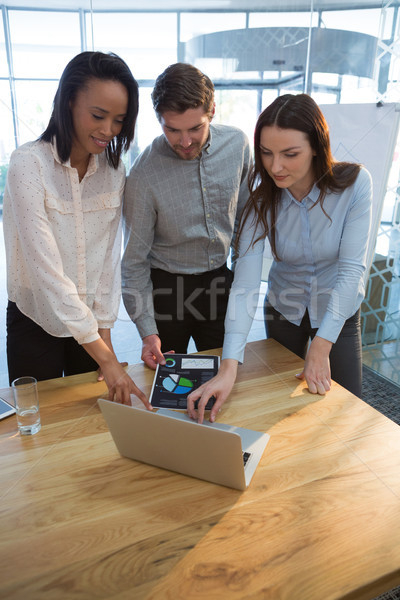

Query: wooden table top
[[1, 339, 400, 600]]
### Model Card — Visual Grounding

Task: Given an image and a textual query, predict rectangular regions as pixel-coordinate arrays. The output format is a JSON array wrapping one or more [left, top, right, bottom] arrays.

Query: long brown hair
[[239, 93, 361, 259]]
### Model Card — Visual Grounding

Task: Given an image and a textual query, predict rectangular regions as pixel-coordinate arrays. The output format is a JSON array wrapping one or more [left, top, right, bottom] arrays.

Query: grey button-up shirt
[[122, 123, 251, 338]]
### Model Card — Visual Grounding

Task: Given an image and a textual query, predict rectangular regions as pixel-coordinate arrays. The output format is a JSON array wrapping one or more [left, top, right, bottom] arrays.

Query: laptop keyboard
[[243, 452, 251, 467]]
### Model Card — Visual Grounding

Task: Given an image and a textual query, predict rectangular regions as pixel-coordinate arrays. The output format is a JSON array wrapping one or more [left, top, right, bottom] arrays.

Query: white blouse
[[3, 139, 125, 345]]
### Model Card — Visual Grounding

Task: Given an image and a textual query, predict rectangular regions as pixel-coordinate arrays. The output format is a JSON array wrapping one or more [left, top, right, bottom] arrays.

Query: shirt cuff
[[77, 331, 101, 345], [135, 315, 159, 339], [316, 314, 346, 344], [222, 332, 247, 364], [97, 321, 115, 330]]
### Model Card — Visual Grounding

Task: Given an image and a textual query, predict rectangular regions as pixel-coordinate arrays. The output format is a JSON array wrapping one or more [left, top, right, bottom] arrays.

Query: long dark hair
[[240, 93, 361, 259], [41, 51, 139, 169]]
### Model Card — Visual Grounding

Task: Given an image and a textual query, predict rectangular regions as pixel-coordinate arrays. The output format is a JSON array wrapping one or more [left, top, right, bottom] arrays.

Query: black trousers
[[150, 264, 234, 354], [6, 301, 98, 384], [264, 301, 363, 398]]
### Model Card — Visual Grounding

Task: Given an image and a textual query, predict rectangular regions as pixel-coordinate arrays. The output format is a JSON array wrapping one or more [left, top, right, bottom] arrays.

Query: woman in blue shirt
[[188, 93, 372, 423]]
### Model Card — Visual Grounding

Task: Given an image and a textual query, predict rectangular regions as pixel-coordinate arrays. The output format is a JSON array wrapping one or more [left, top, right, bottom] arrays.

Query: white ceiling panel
[[1, 0, 393, 11]]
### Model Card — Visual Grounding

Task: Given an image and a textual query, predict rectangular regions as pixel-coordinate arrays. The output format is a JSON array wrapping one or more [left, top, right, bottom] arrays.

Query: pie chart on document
[[162, 374, 194, 395]]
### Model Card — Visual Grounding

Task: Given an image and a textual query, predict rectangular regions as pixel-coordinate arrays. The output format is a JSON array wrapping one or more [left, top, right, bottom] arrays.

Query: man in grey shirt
[[122, 63, 251, 369]]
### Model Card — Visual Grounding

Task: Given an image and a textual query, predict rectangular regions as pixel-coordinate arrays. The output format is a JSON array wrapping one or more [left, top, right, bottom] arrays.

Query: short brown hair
[[151, 62, 214, 120]]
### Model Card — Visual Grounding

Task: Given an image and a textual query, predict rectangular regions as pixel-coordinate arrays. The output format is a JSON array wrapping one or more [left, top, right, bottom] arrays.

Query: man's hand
[[187, 359, 238, 424], [141, 334, 167, 370], [296, 336, 332, 395]]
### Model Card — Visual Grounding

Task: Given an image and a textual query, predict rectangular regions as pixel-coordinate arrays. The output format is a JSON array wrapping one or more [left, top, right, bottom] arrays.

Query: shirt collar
[[281, 182, 320, 207], [50, 139, 98, 175], [203, 125, 212, 155]]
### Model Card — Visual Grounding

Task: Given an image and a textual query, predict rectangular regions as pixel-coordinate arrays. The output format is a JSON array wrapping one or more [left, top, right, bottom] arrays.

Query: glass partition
[[248, 11, 317, 27], [180, 11, 246, 42], [0, 82, 14, 160], [0, 17, 8, 78], [321, 8, 385, 36], [15, 80, 58, 145], [213, 89, 258, 145]]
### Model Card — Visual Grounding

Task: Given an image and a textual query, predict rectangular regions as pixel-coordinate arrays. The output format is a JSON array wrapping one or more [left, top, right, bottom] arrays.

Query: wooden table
[[1, 339, 400, 600]]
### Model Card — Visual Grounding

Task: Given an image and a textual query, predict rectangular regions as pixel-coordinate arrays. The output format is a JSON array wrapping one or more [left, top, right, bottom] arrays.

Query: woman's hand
[[100, 359, 151, 408], [296, 336, 332, 395], [187, 359, 238, 424], [96, 328, 127, 381], [83, 336, 151, 409], [97, 361, 128, 382]]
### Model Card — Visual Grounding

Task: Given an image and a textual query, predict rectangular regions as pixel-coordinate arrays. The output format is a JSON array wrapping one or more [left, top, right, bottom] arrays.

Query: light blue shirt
[[222, 167, 372, 363]]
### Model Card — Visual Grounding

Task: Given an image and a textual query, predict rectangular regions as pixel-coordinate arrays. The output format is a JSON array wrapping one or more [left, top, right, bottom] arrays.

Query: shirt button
[[206, 213, 210, 218], [211, 239, 215, 243]]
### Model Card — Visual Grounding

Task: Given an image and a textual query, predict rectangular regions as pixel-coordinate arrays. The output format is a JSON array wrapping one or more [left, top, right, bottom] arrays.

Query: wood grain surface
[[0, 339, 399, 600]]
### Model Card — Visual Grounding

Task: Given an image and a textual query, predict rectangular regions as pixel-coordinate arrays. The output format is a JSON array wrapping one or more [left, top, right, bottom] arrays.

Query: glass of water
[[12, 377, 41, 435]]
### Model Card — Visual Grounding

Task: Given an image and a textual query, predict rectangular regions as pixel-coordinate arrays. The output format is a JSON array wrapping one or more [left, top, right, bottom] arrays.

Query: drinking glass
[[12, 376, 41, 435]]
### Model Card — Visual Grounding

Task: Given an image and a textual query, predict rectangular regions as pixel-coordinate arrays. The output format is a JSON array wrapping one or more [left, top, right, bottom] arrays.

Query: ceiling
[[1, 0, 395, 11]]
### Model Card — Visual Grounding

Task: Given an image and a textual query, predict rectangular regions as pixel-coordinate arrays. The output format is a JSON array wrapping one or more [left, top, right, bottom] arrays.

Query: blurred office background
[[0, 0, 399, 388]]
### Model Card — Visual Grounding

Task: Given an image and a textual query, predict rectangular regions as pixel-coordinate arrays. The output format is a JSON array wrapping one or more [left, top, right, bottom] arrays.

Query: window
[[87, 12, 177, 79], [9, 10, 81, 78], [0, 82, 15, 162], [15, 80, 58, 145]]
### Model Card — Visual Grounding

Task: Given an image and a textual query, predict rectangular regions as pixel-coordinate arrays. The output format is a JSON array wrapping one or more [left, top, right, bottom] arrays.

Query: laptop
[[98, 399, 270, 491]]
